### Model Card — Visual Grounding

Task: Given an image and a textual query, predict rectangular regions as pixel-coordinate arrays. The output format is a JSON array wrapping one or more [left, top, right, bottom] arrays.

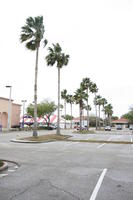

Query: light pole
[[6, 85, 12, 131], [21, 100, 27, 128]]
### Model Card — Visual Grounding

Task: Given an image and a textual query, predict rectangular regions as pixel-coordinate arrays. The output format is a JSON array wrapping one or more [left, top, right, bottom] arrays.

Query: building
[[112, 118, 129, 129], [0, 97, 21, 128]]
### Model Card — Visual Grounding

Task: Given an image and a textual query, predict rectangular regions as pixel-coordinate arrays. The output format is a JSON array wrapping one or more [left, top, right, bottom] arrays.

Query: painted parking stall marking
[[0, 161, 19, 178], [0, 174, 8, 177], [131, 137, 133, 147], [89, 168, 107, 200], [97, 136, 113, 149]]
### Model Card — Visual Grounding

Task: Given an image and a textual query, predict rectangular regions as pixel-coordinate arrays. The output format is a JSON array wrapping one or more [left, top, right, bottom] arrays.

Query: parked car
[[104, 126, 111, 131], [77, 125, 87, 131], [129, 125, 133, 130], [116, 125, 122, 130]]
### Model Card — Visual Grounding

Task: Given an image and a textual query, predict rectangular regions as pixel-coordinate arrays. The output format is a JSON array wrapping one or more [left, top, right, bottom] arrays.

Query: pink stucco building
[[0, 97, 21, 128]]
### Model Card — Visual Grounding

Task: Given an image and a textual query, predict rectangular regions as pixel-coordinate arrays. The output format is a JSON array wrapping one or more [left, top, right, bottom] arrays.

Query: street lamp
[[6, 85, 12, 131], [21, 100, 27, 128]]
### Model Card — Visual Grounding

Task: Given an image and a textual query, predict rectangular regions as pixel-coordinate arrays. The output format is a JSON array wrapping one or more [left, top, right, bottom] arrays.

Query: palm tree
[[46, 43, 69, 135], [80, 78, 92, 130], [61, 89, 68, 129], [67, 94, 75, 129], [83, 104, 92, 127], [95, 95, 102, 129], [89, 83, 98, 130], [74, 88, 88, 131], [20, 16, 47, 137], [101, 98, 108, 127], [104, 104, 113, 126]]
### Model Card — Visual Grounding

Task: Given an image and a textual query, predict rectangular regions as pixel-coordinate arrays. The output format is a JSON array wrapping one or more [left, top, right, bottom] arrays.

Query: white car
[[104, 126, 111, 131]]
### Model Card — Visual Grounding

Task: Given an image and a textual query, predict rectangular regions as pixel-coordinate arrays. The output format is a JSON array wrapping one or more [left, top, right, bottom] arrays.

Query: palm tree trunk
[[79, 102, 82, 131], [87, 88, 89, 130], [33, 46, 39, 137], [70, 103, 72, 129], [99, 105, 101, 129], [64, 100, 66, 129], [95, 93, 98, 130], [57, 67, 61, 135]]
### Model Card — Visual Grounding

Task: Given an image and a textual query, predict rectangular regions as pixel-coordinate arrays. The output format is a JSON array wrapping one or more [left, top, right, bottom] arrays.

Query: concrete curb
[[0, 161, 8, 172], [10, 139, 55, 143]]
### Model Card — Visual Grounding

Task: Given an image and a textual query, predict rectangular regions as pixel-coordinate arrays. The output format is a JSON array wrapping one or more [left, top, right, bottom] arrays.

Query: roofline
[[0, 97, 14, 101]]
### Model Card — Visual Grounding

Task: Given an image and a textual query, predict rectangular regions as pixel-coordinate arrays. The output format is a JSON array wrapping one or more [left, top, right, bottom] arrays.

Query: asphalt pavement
[[0, 129, 133, 200]]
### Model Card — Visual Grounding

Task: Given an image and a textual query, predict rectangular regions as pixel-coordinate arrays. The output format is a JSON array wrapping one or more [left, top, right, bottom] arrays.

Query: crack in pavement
[[9, 178, 83, 200], [45, 179, 83, 200]]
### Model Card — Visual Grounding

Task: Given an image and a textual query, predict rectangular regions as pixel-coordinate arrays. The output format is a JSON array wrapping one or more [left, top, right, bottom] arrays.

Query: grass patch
[[20, 134, 71, 142], [73, 130, 95, 134], [0, 160, 4, 167], [68, 139, 133, 144]]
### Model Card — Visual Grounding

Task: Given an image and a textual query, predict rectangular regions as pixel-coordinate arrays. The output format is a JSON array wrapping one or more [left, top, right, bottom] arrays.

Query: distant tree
[[94, 95, 102, 129], [62, 114, 73, 120], [82, 103, 91, 127], [27, 100, 57, 127], [20, 16, 47, 137], [74, 88, 88, 131], [90, 83, 98, 130], [46, 43, 69, 135], [101, 98, 108, 127], [66, 94, 75, 129], [80, 78, 92, 130], [104, 104, 113, 125], [111, 116, 119, 120], [61, 89, 68, 129], [122, 107, 133, 123]]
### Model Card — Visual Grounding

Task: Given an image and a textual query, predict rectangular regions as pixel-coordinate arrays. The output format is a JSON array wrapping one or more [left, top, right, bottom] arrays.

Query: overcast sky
[[0, 0, 133, 117]]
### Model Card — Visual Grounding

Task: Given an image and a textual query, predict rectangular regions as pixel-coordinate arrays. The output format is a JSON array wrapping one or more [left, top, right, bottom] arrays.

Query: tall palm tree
[[101, 98, 108, 127], [89, 83, 98, 130], [67, 94, 75, 129], [95, 95, 102, 129], [20, 16, 47, 137], [83, 104, 92, 128], [46, 43, 69, 135], [61, 89, 68, 129], [74, 88, 88, 131], [80, 78, 92, 130], [104, 104, 113, 126], [104, 104, 113, 125]]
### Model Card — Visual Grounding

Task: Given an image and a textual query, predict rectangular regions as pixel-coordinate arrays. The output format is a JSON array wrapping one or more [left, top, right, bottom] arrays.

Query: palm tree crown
[[46, 43, 69, 68], [20, 16, 47, 137], [46, 43, 69, 134], [20, 16, 47, 50]]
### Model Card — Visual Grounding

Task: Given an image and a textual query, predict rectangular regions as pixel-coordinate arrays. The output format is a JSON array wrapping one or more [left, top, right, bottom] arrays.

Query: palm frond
[[25, 40, 36, 50], [44, 39, 48, 47], [20, 33, 33, 42]]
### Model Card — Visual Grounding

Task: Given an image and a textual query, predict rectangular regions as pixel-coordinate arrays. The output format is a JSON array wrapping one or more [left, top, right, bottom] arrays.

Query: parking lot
[[0, 130, 133, 200]]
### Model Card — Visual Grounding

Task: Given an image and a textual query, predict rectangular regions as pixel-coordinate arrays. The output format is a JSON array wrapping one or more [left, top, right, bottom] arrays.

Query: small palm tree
[[80, 78, 92, 130], [67, 94, 75, 129], [104, 104, 113, 126], [89, 83, 98, 130], [20, 16, 47, 137], [95, 95, 102, 129], [61, 89, 68, 129], [83, 104, 92, 127], [46, 43, 69, 135], [74, 88, 88, 131], [101, 98, 108, 127]]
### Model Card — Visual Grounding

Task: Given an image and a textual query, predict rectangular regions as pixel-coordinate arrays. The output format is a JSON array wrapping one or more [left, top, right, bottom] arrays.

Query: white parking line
[[97, 137, 112, 149], [8, 169, 15, 172], [0, 174, 8, 178], [131, 137, 133, 147], [89, 168, 107, 200], [97, 143, 105, 149]]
